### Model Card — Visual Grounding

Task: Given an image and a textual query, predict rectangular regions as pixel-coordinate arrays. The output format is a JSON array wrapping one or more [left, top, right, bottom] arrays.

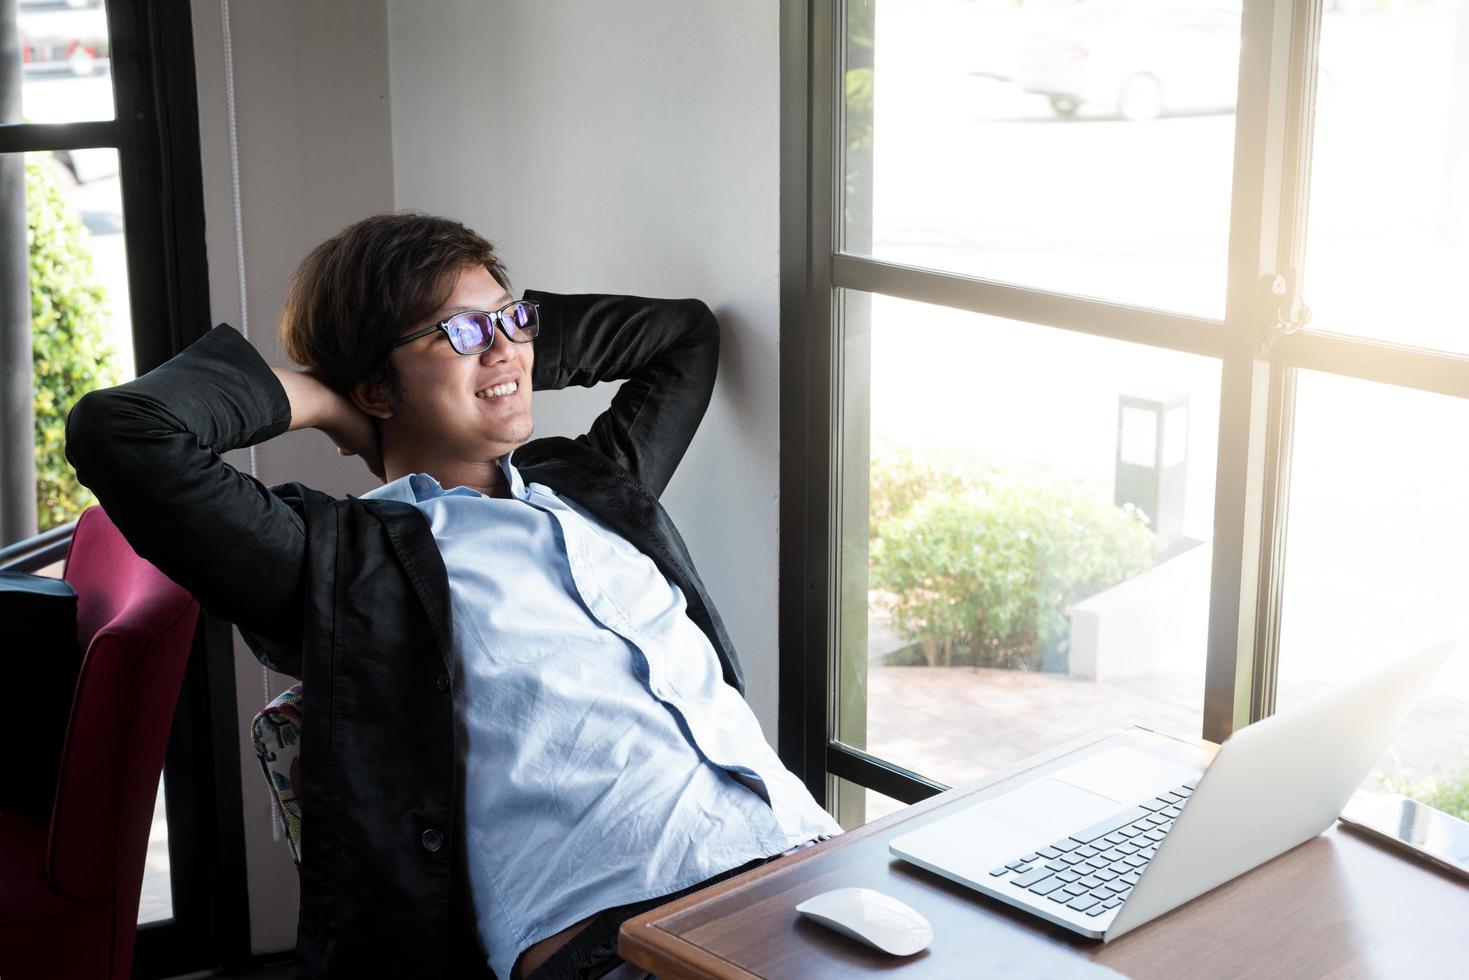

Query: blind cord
[[220, 0, 281, 845]]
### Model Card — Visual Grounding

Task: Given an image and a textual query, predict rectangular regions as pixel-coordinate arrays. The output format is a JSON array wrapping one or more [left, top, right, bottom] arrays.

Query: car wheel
[[1048, 96, 1080, 119], [1118, 74, 1164, 122]]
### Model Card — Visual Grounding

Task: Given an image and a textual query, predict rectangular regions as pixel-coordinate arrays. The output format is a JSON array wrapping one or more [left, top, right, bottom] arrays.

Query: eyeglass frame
[[389, 299, 541, 355]]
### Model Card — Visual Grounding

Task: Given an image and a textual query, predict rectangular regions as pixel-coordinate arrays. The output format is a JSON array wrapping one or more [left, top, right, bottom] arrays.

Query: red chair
[[0, 506, 201, 980]]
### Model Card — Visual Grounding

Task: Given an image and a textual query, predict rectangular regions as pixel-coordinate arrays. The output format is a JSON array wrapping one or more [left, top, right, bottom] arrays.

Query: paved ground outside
[[139, 781, 170, 924], [864, 662, 1468, 793]]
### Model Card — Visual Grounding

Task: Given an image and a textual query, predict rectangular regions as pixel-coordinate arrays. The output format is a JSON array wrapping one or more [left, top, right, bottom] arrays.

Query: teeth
[[475, 381, 518, 399]]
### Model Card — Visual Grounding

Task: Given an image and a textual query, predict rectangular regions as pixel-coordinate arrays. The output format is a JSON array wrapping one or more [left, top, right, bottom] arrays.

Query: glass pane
[[838, 292, 1221, 789], [844, 0, 1241, 318], [835, 777, 908, 831], [138, 775, 172, 923], [1303, 3, 1469, 353], [10, 0, 116, 122], [1276, 372, 1469, 821], [0, 149, 131, 543]]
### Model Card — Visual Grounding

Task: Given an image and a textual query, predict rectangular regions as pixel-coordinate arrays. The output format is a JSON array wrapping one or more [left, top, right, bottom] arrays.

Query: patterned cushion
[[250, 683, 303, 865]]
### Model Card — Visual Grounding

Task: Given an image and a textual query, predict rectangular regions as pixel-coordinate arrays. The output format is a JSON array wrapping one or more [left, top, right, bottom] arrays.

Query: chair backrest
[[251, 683, 304, 866], [53, 506, 201, 978]]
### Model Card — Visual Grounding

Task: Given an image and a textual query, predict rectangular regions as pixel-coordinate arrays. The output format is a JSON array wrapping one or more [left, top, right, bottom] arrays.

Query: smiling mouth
[[474, 381, 519, 399]]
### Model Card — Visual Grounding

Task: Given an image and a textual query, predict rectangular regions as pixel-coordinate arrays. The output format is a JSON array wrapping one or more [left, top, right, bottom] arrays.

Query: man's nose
[[478, 328, 513, 365]]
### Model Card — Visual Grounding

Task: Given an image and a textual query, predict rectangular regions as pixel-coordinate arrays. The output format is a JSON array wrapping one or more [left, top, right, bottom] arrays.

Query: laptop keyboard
[[986, 778, 1199, 919]]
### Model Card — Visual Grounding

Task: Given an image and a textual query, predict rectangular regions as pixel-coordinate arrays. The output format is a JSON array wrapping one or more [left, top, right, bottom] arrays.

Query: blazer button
[[435, 672, 451, 693], [421, 828, 444, 853]]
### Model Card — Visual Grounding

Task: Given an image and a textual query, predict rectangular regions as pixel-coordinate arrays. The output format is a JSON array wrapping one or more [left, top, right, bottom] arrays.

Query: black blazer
[[65, 291, 739, 978]]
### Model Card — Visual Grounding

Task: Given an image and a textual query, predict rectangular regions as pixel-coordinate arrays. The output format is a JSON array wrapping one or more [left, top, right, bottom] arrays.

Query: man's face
[[381, 263, 534, 461]]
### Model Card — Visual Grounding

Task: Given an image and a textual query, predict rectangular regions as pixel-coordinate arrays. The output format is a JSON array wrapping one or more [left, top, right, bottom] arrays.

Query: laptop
[[888, 641, 1455, 940]]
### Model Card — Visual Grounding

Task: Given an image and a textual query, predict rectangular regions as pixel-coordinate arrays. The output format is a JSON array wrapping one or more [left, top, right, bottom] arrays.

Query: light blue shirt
[[363, 457, 840, 980]]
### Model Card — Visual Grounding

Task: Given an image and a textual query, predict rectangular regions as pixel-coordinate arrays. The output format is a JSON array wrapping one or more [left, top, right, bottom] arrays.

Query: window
[[781, 0, 1469, 828], [0, 0, 248, 973]]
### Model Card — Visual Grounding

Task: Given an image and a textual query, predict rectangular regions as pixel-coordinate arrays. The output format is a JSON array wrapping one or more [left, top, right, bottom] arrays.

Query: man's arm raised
[[527, 291, 718, 498], [66, 325, 318, 666]]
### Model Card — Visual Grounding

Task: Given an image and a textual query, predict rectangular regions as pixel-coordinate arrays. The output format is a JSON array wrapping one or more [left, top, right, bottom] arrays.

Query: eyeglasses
[[391, 299, 540, 355]]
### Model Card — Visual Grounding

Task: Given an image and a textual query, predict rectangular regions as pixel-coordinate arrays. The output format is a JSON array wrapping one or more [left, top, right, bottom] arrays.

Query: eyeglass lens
[[444, 302, 538, 354]]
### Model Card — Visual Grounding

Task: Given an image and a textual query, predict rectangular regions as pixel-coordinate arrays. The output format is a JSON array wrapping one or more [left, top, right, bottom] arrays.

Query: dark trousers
[[526, 854, 779, 980]]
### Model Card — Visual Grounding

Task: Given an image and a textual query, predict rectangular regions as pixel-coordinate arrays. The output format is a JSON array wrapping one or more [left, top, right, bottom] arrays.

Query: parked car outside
[[1018, 0, 1243, 121], [19, 4, 110, 77]]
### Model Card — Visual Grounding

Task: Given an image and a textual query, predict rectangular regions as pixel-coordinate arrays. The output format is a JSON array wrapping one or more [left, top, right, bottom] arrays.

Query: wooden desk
[[621, 729, 1469, 979]]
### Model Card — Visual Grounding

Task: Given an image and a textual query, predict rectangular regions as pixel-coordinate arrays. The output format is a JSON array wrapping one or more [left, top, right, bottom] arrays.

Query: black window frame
[[0, 0, 250, 974], [779, 0, 1469, 814]]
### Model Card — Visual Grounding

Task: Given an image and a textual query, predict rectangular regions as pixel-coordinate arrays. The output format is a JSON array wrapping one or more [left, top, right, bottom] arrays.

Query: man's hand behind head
[[272, 366, 386, 482]]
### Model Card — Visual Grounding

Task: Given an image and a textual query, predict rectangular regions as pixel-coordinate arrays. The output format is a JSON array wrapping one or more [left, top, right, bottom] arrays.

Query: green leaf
[[28, 156, 118, 531]]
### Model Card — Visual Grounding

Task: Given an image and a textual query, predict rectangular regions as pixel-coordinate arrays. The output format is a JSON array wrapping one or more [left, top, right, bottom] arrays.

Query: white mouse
[[795, 886, 934, 956]]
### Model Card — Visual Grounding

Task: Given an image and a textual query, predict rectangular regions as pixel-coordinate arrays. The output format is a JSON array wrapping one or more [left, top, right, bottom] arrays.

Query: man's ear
[[351, 378, 396, 421]]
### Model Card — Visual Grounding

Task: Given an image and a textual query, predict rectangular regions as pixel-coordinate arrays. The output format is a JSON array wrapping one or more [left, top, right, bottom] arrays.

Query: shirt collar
[[361, 452, 528, 502], [502, 451, 528, 499]]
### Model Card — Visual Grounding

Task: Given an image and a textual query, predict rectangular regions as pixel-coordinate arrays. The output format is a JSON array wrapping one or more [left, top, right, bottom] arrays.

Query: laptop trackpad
[[981, 779, 1123, 839], [950, 779, 1126, 865]]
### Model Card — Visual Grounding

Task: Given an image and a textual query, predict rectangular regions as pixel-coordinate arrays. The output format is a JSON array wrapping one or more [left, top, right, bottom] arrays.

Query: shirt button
[[435, 672, 450, 693], [421, 828, 444, 852]]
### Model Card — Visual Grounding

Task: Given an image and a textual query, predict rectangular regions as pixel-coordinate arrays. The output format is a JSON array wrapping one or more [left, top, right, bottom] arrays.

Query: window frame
[[0, 0, 250, 974], [779, 0, 1469, 811]]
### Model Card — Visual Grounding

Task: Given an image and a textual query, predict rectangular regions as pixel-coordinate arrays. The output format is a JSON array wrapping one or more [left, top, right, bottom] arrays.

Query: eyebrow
[[438, 297, 513, 319]]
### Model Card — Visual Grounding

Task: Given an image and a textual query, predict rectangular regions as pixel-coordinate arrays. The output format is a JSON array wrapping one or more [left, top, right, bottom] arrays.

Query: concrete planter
[[1066, 540, 1211, 683]]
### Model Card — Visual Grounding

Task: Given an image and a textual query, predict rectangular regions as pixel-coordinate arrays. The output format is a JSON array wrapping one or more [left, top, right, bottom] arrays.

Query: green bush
[[870, 455, 1158, 670], [869, 446, 990, 542], [29, 156, 116, 531]]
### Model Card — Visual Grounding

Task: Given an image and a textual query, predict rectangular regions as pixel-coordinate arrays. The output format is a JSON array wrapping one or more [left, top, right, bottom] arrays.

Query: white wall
[[190, 0, 396, 954], [387, 1, 786, 734]]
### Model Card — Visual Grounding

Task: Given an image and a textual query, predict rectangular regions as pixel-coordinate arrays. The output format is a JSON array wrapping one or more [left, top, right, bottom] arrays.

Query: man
[[66, 212, 840, 980]]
